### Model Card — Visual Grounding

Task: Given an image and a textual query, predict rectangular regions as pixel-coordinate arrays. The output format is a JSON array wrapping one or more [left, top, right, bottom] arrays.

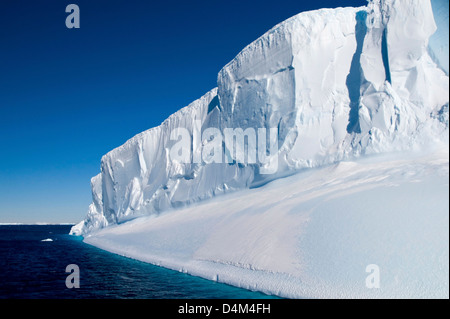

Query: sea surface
[[0, 225, 276, 299]]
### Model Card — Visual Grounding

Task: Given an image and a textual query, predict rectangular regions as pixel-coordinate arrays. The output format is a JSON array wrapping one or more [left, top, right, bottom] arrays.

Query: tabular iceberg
[[71, 0, 449, 298]]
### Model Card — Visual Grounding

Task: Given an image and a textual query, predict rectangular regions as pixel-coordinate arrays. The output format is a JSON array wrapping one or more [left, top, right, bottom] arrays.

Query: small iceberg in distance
[[41, 238, 53, 242]]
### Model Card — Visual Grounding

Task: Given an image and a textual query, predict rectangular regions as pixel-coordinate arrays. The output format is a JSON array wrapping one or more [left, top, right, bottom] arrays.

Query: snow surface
[[84, 149, 449, 298], [71, 0, 449, 298]]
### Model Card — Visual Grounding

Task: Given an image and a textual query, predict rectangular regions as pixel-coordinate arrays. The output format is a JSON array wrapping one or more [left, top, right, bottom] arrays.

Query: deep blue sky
[[0, 0, 367, 223]]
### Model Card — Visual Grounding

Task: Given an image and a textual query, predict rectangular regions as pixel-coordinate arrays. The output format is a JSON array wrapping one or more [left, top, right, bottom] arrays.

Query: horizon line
[[0, 222, 76, 226]]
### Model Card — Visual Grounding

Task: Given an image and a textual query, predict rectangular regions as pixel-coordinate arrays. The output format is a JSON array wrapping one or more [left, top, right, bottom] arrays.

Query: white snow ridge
[[71, 0, 449, 299]]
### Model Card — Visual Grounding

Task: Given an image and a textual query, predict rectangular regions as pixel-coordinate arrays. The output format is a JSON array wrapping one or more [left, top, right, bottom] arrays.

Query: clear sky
[[0, 0, 367, 223]]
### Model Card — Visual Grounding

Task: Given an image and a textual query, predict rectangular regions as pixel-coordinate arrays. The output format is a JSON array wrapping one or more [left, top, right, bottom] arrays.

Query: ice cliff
[[71, 0, 449, 236]]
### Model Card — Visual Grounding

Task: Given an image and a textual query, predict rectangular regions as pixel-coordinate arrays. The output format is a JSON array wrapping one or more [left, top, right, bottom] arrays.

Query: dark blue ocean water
[[0, 225, 275, 299]]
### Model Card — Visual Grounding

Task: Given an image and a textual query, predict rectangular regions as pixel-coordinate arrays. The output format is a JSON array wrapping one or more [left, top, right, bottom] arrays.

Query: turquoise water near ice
[[0, 225, 277, 299]]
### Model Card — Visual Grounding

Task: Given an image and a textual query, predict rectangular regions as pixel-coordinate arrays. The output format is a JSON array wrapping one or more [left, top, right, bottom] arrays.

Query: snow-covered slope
[[84, 149, 449, 298], [71, 0, 448, 298]]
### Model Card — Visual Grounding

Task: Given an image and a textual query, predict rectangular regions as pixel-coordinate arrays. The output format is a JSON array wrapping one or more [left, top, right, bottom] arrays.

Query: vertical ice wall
[[357, 0, 448, 154], [429, 0, 449, 75], [71, 0, 448, 235]]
